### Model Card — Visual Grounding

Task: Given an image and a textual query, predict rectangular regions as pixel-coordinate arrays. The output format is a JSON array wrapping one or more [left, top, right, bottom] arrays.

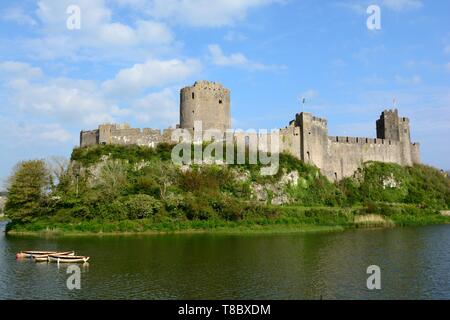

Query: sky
[[0, 0, 449, 186]]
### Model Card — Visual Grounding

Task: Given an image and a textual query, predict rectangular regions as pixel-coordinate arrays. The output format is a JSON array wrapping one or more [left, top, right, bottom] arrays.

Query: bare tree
[[46, 156, 70, 186]]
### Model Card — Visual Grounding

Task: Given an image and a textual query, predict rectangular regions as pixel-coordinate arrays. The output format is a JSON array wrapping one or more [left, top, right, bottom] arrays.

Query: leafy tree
[[139, 159, 178, 200], [96, 160, 129, 199], [5, 160, 51, 223]]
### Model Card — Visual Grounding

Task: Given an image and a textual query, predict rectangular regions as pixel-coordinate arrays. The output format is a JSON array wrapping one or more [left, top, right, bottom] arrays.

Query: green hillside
[[4, 144, 450, 235]]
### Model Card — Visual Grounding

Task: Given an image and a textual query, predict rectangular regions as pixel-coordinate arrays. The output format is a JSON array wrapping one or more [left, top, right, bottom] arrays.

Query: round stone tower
[[180, 80, 231, 132]]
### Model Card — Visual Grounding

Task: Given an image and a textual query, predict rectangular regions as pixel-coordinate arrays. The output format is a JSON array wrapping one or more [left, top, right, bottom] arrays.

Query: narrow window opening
[[307, 151, 310, 160], [219, 99, 223, 104], [334, 172, 338, 181], [192, 92, 195, 99]]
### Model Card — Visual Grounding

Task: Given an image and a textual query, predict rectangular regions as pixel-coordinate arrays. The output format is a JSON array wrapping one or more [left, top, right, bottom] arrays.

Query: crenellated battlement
[[329, 136, 400, 146], [79, 80, 421, 181], [311, 116, 328, 126]]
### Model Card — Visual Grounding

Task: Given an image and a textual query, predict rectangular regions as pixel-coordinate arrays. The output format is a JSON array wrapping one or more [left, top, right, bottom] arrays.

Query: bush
[[99, 200, 128, 221], [125, 194, 162, 220], [211, 196, 245, 221], [182, 194, 216, 220]]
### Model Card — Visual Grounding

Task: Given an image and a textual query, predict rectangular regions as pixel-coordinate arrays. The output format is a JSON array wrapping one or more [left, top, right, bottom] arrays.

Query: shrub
[[211, 196, 245, 221], [99, 200, 128, 221], [182, 194, 216, 220], [125, 194, 162, 220]]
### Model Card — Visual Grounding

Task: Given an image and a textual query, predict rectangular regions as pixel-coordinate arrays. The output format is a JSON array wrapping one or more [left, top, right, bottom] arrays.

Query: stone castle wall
[[81, 125, 175, 148], [79, 81, 421, 181]]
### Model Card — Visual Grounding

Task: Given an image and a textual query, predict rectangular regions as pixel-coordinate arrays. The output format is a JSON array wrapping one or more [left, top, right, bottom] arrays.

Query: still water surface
[[1, 221, 450, 299]]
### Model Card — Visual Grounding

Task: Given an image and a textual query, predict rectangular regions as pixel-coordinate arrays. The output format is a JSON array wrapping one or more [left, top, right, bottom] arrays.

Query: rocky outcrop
[[250, 170, 299, 205], [382, 173, 399, 189]]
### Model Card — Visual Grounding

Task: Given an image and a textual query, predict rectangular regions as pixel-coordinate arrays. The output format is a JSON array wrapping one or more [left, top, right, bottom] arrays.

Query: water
[[1, 221, 450, 299]]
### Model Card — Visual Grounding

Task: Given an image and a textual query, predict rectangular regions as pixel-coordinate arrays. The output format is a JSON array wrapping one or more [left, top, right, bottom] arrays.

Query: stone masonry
[[80, 80, 421, 180]]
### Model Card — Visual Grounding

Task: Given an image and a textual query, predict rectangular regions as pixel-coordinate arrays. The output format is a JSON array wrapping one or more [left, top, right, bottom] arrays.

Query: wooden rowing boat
[[16, 251, 57, 259], [16, 251, 75, 259], [31, 251, 75, 262], [48, 254, 90, 263]]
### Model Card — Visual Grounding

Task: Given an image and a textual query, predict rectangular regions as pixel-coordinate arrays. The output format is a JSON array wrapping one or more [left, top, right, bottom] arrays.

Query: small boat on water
[[16, 251, 74, 259], [48, 254, 90, 264], [31, 251, 75, 262]]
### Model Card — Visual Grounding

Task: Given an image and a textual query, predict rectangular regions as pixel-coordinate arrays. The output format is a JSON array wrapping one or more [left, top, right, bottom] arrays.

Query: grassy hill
[[4, 144, 450, 235]]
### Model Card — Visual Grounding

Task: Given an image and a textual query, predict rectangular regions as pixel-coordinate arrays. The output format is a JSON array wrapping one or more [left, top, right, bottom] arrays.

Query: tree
[[146, 159, 177, 200], [96, 159, 129, 199], [46, 156, 70, 191], [5, 160, 51, 223]]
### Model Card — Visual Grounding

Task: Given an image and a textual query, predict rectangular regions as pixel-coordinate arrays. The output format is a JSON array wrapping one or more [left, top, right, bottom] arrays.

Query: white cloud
[[37, 125, 73, 143], [1, 58, 202, 132], [135, 20, 174, 45], [0, 61, 43, 79], [1, 7, 38, 26], [0, 62, 118, 127], [382, 0, 422, 11], [208, 44, 284, 71], [140, 0, 278, 27], [339, 0, 422, 13], [102, 58, 202, 95], [7, 79, 117, 127], [131, 88, 178, 127], [224, 30, 248, 42], [27, 0, 175, 60], [0, 118, 73, 146]]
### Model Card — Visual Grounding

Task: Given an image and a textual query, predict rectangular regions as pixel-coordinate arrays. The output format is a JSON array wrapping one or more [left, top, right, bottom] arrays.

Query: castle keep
[[80, 80, 421, 180]]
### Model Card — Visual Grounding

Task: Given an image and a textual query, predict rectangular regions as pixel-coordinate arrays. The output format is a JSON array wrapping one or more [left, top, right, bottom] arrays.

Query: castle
[[80, 80, 421, 180]]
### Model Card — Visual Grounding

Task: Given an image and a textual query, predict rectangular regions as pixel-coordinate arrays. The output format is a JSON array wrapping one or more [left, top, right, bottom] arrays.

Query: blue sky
[[0, 0, 449, 186]]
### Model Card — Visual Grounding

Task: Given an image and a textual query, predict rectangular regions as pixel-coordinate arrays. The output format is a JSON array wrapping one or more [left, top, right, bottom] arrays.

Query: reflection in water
[[1, 221, 450, 299]]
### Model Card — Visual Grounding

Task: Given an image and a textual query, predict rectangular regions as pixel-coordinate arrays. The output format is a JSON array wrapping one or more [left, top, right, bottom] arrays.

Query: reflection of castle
[[80, 80, 420, 180]]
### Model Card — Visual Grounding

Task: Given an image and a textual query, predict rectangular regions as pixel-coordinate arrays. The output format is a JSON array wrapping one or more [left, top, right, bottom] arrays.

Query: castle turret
[[376, 109, 416, 166], [376, 109, 401, 141], [180, 80, 231, 132], [297, 112, 328, 169]]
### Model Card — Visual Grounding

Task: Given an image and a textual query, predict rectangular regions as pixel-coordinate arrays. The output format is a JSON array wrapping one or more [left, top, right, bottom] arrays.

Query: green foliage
[[71, 143, 174, 166], [5, 160, 51, 223], [125, 194, 163, 220], [405, 164, 450, 209], [5, 144, 450, 233], [339, 162, 450, 209], [96, 160, 130, 199]]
